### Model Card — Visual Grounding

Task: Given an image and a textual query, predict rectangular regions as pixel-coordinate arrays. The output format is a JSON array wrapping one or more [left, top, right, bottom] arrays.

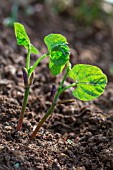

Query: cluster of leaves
[[14, 22, 107, 138], [15, 22, 107, 101]]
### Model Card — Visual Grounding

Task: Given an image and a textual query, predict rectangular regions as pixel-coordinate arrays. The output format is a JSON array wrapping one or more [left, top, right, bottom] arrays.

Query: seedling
[[14, 22, 48, 131], [14, 23, 107, 139]]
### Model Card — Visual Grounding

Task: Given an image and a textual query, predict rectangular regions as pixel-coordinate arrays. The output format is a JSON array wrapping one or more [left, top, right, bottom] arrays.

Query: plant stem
[[16, 87, 30, 131], [30, 67, 69, 140], [30, 88, 61, 140], [59, 67, 69, 89], [26, 45, 31, 71], [30, 102, 56, 140]]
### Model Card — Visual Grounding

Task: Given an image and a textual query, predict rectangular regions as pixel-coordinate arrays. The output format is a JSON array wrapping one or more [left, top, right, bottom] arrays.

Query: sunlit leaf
[[50, 44, 70, 65], [68, 64, 107, 101], [44, 33, 68, 52], [14, 22, 39, 54], [44, 34, 70, 75], [14, 22, 30, 47], [30, 44, 39, 54], [49, 60, 65, 76]]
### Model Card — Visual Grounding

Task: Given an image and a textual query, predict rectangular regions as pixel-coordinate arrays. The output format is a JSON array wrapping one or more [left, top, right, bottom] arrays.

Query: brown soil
[[0, 1, 113, 170]]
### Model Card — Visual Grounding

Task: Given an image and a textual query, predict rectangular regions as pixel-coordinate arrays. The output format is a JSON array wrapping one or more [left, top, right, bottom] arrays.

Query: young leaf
[[44, 34, 70, 75], [14, 22, 30, 47], [49, 60, 65, 76], [68, 64, 107, 101], [14, 22, 39, 54], [44, 34, 68, 52], [30, 44, 39, 54]]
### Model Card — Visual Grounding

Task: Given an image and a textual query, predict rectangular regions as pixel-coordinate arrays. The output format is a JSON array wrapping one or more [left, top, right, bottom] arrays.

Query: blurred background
[[0, 0, 113, 82]]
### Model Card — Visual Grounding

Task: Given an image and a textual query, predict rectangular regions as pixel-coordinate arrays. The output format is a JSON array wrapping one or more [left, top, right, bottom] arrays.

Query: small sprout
[[14, 23, 47, 131], [30, 43, 107, 140], [14, 22, 107, 139]]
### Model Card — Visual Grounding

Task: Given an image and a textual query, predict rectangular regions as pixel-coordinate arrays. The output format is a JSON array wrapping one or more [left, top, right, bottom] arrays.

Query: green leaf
[[44, 34, 70, 75], [14, 22, 39, 54], [68, 64, 107, 101], [44, 34, 68, 52], [30, 44, 39, 54], [50, 44, 70, 65], [14, 22, 30, 47], [49, 60, 65, 76]]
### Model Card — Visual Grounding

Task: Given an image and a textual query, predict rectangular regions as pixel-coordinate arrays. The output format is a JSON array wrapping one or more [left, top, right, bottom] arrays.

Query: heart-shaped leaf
[[68, 64, 107, 101]]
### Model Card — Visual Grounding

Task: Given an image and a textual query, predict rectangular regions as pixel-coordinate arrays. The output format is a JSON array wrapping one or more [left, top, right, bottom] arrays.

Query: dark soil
[[0, 1, 113, 170]]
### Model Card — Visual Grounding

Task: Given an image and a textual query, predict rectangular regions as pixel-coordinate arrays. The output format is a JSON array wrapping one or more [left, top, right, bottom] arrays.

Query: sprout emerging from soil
[[14, 22, 48, 131], [14, 22, 107, 139]]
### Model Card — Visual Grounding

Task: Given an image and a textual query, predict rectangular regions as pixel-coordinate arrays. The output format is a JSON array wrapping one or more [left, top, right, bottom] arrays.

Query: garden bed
[[0, 1, 113, 170]]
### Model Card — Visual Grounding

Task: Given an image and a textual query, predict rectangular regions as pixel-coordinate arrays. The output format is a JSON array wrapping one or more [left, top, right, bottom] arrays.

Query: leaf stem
[[30, 67, 69, 140], [16, 87, 30, 131], [60, 83, 77, 93], [29, 53, 49, 75], [26, 45, 31, 71]]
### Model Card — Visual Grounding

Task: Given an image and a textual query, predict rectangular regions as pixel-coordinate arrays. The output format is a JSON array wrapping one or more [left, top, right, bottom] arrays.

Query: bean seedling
[[14, 22, 48, 131], [14, 23, 107, 139]]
